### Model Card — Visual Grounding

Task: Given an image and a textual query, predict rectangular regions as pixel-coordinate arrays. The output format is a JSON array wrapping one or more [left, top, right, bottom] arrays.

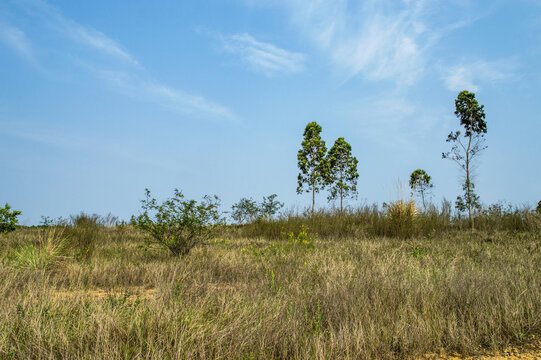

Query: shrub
[[231, 197, 260, 224], [0, 203, 21, 234], [231, 194, 285, 224], [537, 200, 541, 215], [131, 188, 222, 256]]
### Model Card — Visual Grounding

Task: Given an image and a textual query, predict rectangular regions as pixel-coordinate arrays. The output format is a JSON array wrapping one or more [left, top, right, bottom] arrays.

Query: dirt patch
[[51, 286, 157, 301], [418, 339, 541, 359]]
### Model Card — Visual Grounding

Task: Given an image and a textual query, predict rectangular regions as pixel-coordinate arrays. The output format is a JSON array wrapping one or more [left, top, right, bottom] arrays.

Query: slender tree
[[409, 169, 433, 211], [442, 90, 487, 230], [327, 137, 359, 213], [297, 122, 328, 215]]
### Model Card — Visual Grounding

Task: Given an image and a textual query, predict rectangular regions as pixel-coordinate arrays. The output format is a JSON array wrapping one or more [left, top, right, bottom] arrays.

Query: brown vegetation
[[0, 218, 540, 359]]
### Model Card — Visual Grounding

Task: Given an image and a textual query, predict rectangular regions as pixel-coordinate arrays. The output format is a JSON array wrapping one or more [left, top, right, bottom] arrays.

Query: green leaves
[[131, 188, 222, 256], [0, 203, 21, 234], [454, 90, 487, 136]]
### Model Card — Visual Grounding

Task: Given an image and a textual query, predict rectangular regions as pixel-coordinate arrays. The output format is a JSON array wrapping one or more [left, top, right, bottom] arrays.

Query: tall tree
[[442, 90, 487, 230], [327, 137, 359, 213], [409, 169, 433, 211], [297, 122, 328, 215]]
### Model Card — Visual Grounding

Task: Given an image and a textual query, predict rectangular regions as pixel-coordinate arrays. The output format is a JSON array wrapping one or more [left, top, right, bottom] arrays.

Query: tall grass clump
[[384, 199, 419, 238], [65, 212, 102, 261], [11, 228, 69, 270]]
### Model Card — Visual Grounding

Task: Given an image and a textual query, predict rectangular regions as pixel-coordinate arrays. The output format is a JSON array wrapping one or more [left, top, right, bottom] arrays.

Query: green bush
[[131, 188, 222, 256], [0, 203, 21, 234]]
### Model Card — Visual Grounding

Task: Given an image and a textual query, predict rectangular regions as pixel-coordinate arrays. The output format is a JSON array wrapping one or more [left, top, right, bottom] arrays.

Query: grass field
[[0, 214, 540, 359]]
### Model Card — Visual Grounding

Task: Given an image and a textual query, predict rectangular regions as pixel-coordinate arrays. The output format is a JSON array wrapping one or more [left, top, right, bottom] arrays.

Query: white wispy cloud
[[222, 33, 305, 76], [277, 0, 434, 85], [67, 25, 139, 65], [443, 59, 518, 92], [0, 22, 35, 62], [8, 0, 236, 121], [247, 0, 483, 86]]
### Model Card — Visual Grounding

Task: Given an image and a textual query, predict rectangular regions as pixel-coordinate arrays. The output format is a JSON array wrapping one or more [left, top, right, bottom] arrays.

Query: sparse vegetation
[[1, 92, 538, 359], [0, 218, 539, 359]]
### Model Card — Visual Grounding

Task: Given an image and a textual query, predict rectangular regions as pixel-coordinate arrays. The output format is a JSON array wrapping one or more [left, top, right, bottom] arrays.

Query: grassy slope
[[0, 227, 540, 359]]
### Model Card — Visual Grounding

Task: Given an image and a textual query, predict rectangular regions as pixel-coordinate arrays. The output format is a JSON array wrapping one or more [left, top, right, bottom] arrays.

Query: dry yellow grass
[[0, 226, 540, 359]]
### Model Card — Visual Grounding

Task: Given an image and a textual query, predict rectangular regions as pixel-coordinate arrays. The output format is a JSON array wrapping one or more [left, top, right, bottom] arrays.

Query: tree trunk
[[312, 185, 315, 216], [340, 165, 343, 214], [466, 114, 474, 230]]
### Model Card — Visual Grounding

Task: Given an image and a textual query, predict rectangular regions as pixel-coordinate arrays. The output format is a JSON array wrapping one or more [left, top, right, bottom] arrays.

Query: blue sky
[[1, 0, 540, 224]]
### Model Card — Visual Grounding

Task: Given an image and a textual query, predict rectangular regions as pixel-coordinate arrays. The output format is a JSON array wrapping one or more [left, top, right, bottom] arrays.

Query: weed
[[409, 245, 426, 259]]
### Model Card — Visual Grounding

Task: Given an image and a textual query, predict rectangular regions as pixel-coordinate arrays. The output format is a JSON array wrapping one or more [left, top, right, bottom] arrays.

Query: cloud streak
[[442, 59, 518, 92], [6, 0, 236, 121], [222, 33, 305, 76], [247, 0, 485, 86], [0, 22, 35, 63], [15, 0, 138, 65]]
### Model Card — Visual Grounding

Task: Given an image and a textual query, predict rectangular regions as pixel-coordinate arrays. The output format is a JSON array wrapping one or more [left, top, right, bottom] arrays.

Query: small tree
[[326, 137, 359, 213], [131, 189, 222, 256], [536, 200, 541, 215], [231, 198, 260, 224], [442, 90, 487, 230], [260, 194, 284, 220], [297, 122, 328, 215], [0, 203, 21, 234], [409, 169, 433, 210]]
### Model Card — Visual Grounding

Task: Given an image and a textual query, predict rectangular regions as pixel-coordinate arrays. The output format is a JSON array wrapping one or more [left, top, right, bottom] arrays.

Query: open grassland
[[0, 225, 540, 359]]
